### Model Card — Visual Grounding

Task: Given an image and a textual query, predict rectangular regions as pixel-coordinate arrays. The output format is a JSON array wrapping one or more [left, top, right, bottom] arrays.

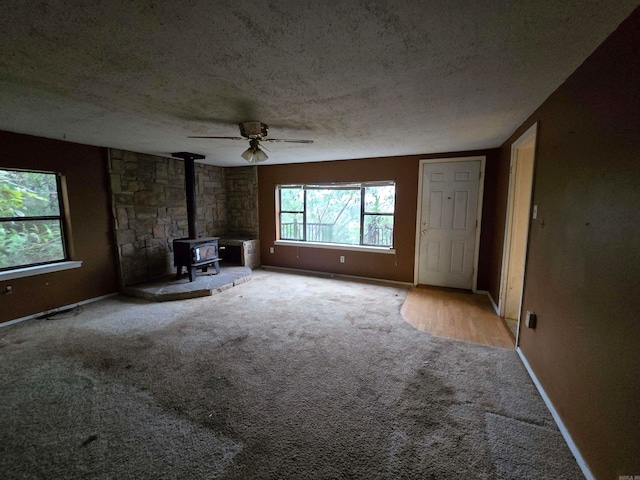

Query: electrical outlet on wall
[[269, 247, 274, 254], [339, 256, 345, 263]]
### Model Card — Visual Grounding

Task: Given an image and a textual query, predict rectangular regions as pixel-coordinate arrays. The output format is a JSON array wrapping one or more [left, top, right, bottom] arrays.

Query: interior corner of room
[[1, 3, 639, 479]]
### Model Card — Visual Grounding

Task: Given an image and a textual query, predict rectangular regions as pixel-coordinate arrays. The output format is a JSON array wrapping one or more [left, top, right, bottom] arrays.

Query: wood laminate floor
[[400, 285, 515, 349]]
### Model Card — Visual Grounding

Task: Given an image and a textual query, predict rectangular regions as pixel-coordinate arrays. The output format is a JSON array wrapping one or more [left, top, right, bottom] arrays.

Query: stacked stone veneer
[[109, 149, 235, 286], [226, 166, 259, 238]]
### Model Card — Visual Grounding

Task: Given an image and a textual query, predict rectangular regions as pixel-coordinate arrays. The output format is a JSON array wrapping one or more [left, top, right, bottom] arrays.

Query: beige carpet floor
[[0, 270, 583, 479]]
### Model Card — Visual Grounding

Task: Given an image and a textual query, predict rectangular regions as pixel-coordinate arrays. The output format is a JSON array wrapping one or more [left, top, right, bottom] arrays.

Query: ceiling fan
[[189, 121, 313, 164]]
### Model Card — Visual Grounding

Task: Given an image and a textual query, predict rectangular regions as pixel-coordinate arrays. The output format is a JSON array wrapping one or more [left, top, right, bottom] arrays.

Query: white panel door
[[418, 160, 481, 289]]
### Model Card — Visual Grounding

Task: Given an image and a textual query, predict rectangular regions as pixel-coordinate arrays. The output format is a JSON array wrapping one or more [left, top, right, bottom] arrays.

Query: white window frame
[[275, 181, 397, 254]]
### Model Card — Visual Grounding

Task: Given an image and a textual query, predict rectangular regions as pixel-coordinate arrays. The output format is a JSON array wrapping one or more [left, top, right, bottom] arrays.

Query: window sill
[[0, 261, 83, 281], [274, 240, 396, 254]]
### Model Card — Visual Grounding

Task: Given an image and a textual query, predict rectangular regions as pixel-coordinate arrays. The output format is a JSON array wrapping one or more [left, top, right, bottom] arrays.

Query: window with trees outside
[[0, 168, 68, 271], [277, 182, 395, 247]]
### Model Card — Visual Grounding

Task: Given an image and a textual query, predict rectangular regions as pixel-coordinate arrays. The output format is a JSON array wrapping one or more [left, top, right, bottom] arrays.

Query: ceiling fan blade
[[263, 138, 314, 144], [188, 136, 245, 140]]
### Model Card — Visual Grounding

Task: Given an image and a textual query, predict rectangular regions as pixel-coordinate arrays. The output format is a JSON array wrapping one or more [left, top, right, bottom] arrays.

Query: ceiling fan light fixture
[[256, 148, 268, 162], [189, 120, 311, 163], [241, 139, 269, 163], [240, 148, 252, 162], [240, 149, 268, 164]]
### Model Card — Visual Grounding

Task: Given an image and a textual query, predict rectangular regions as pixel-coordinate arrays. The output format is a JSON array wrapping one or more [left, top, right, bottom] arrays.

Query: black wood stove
[[173, 236, 220, 282], [171, 152, 222, 282]]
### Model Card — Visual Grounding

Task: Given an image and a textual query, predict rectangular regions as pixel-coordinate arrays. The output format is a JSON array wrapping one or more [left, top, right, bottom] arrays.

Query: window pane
[[306, 188, 360, 244], [280, 187, 304, 212], [363, 215, 394, 246], [0, 170, 60, 217], [280, 213, 303, 240], [0, 219, 65, 268], [364, 185, 395, 214]]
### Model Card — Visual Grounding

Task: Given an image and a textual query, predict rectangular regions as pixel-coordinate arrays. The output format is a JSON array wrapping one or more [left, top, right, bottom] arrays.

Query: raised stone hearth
[[120, 266, 252, 302]]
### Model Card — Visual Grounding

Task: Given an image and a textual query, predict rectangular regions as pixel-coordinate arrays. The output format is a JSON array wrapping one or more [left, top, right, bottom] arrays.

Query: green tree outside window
[[0, 169, 66, 270]]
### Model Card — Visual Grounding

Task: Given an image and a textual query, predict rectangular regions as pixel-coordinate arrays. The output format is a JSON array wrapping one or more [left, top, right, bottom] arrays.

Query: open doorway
[[499, 123, 537, 344]]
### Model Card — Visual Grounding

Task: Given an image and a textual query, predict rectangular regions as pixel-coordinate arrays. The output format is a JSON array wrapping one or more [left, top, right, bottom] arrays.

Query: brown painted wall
[[482, 145, 511, 301], [488, 9, 640, 478], [0, 131, 119, 323], [258, 150, 498, 284], [476, 149, 506, 293]]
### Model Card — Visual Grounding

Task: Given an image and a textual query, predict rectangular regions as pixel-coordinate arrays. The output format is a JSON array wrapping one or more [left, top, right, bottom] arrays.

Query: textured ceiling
[[0, 1, 637, 166]]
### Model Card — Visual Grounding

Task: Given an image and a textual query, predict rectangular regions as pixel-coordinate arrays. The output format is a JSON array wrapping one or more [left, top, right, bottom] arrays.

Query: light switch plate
[[525, 311, 537, 329]]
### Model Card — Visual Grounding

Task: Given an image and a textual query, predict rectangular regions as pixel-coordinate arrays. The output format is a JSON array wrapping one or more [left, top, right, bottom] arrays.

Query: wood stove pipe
[[171, 152, 205, 240]]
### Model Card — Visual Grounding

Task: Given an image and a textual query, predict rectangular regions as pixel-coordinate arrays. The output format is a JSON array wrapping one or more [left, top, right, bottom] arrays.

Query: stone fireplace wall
[[108, 149, 227, 286], [226, 166, 259, 238]]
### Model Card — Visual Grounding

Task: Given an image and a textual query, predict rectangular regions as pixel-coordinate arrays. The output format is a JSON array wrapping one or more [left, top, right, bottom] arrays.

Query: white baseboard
[[1, 293, 118, 328], [261, 265, 413, 287], [476, 289, 500, 315], [516, 347, 594, 480]]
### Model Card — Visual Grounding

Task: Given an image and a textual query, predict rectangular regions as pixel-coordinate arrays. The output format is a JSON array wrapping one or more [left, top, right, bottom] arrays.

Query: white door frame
[[498, 123, 538, 344], [414, 156, 486, 291]]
